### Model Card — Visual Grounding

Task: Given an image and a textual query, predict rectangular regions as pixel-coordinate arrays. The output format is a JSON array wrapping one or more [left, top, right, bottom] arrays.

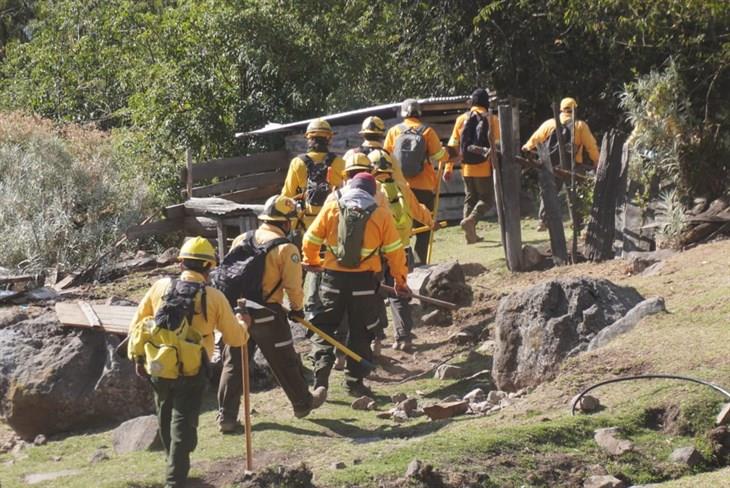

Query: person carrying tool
[[215, 195, 327, 431], [127, 237, 248, 488], [384, 99, 447, 264], [370, 149, 434, 351], [281, 118, 346, 230], [444, 88, 500, 244], [521, 97, 600, 231], [302, 172, 410, 397]]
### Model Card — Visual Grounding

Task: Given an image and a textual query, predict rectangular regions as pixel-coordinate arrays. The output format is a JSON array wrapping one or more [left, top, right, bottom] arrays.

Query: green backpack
[[381, 179, 412, 237], [330, 190, 378, 268]]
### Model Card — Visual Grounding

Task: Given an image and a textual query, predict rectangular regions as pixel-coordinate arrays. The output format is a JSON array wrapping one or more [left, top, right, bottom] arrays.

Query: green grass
[[2, 223, 730, 487]]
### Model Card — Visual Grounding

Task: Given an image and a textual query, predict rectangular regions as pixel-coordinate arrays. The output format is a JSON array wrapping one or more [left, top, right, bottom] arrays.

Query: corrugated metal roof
[[236, 95, 469, 137]]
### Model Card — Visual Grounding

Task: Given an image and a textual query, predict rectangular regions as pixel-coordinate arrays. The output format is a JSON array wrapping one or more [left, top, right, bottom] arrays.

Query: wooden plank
[[183, 197, 260, 218], [536, 143, 568, 265], [497, 104, 524, 271], [220, 184, 283, 204], [55, 303, 136, 336], [79, 301, 101, 327], [126, 219, 182, 240], [185, 150, 289, 183], [191, 171, 285, 198]]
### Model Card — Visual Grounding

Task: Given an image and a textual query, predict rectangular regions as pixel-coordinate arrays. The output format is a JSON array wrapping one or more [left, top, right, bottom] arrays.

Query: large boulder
[[421, 262, 471, 306], [0, 310, 154, 440], [493, 277, 643, 391]]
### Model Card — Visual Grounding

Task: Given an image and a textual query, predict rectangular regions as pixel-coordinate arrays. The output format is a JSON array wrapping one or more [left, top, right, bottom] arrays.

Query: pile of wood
[[680, 196, 730, 247]]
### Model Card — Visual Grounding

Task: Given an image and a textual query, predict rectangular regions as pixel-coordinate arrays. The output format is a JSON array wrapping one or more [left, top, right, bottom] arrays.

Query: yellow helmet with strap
[[305, 118, 333, 139], [343, 150, 373, 174], [178, 237, 217, 267], [260, 195, 299, 222], [368, 149, 394, 174], [359, 116, 385, 136]]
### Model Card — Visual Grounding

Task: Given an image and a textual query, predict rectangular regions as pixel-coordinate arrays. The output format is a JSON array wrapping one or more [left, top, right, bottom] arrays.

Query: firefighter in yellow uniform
[[521, 97, 600, 230], [357, 116, 408, 186], [128, 237, 248, 488], [384, 99, 447, 264], [370, 149, 433, 351], [444, 88, 501, 244], [281, 118, 346, 229], [302, 172, 410, 397], [216, 196, 327, 430]]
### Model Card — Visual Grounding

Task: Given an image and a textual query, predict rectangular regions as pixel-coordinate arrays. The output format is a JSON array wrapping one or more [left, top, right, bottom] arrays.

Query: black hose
[[571, 374, 730, 416]]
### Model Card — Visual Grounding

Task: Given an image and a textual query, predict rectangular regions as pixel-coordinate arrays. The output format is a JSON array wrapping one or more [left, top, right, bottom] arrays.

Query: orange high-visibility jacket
[[445, 105, 501, 178], [384, 118, 447, 192]]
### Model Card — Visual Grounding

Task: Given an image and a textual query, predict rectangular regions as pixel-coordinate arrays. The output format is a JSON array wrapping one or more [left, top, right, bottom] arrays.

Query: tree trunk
[[536, 143, 568, 265], [497, 104, 524, 271]]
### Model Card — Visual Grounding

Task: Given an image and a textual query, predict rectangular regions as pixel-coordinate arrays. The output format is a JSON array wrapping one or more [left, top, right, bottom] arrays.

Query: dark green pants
[[411, 189, 435, 265], [463, 175, 494, 220], [309, 270, 379, 388], [151, 371, 206, 488]]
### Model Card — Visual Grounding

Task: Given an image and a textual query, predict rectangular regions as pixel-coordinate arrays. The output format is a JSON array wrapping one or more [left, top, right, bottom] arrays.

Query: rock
[[477, 340, 496, 354], [0, 312, 155, 440], [104, 296, 137, 307], [405, 459, 422, 478], [376, 411, 393, 419], [434, 364, 464, 380], [332, 461, 346, 470], [493, 277, 644, 391], [392, 409, 410, 422], [708, 426, 730, 458], [50, 455, 62, 462], [624, 250, 676, 275], [669, 446, 704, 467], [156, 247, 180, 265], [421, 262, 471, 305], [587, 297, 666, 351], [24, 470, 82, 485], [470, 401, 492, 413], [391, 392, 407, 404], [463, 388, 486, 403], [499, 397, 514, 408], [235, 464, 314, 488], [443, 394, 461, 402], [572, 394, 601, 413], [594, 428, 634, 456], [398, 398, 419, 416], [111, 415, 162, 454], [421, 309, 449, 326], [584, 475, 626, 488], [353, 458, 362, 465], [522, 244, 548, 271], [423, 401, 469, 420], [461, 262, 487, 277], [89, 449, 109, 464], [351, 396, 375, 410], [33, 435, 47, 446], [448, 331, 475, 344], [487, 390, 508, 404], [716, 403, 730, 425]]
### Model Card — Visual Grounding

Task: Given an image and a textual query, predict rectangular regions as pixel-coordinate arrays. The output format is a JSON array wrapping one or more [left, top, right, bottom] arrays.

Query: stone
[[594, 428, 634, 456], [392, 410, 410, 422], [351, 396, 375, 411], [463, 388, 486, 403], [470, 401, 492, 413], [421, 262, 471, 305], [51, 455, 62, 462], [443, 394, 461, 403], [332, 461, 346, 470], [448, 331, 475, 344], [156, 247, 180, 265], [572, 394, 601, 413], [33, 435, 47, 446], [434, 364, 464, 380], [104, 296, 137, 307], [24, 470, 82, 485], [587, 297, 666, 351], [669, 446, 704, 467], [376, 411, 393, 419], [423, 401, 469, 420], [716, 403, 730, 425], [398, 398, 419, 416], [353, 458, 362, 465], [89, 449, 109, 464], [708, 426, 730, 458], [499, 397, 514, 408], [111, 415, 162, 454], [391, 392, 407, 404], [477, 340, 496, 354], [493, 277, 644, 391], [421, 309, 448, 326], [405, 459, 422, 478], [624, 250, 676, 275], [487, 390, 508, 404], [583, 475, 626, 488], [0, 312, 154, 440], [522, 244, 547, 271]]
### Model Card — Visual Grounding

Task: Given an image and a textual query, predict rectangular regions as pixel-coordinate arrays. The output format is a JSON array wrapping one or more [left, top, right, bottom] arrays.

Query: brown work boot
[[460, 216, 478, 244], [311, 386, 328, 409]]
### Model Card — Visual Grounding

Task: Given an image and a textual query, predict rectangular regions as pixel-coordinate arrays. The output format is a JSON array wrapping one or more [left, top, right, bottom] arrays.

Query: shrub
[[0, 112, 153, 273]]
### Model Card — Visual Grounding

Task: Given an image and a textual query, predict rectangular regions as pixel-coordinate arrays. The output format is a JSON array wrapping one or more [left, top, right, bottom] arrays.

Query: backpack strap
[[259, 236, 292, 304]]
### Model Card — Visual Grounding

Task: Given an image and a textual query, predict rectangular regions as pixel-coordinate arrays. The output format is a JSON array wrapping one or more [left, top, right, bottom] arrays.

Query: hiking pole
[[235, 300, 254, 471], [379, 284, 457, 310], [242, 299, 376, 371], [411, 221, 447, 236], [426, 160, 445, 264]]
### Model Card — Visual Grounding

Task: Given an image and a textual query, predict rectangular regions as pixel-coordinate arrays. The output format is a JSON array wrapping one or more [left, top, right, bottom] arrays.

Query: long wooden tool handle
[[292, 316, 376, 370], [379, 284, 457, 310], [427, 160, 445, 264], [411, 221, 447, 235], [241, 342, 253, 470]]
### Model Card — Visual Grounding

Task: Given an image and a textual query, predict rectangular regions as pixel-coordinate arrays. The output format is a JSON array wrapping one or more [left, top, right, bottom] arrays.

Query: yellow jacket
[[384, 118, 447, 192], [376, 176, 433, 246], [361, 141, 408, 187], [302, 198, 408, 287], [231, 223, 304, 311], [129, 270, 248, 359], [281, 151, 346, 226], [445, 106, 501, 178], [522, 113, 600, 166]]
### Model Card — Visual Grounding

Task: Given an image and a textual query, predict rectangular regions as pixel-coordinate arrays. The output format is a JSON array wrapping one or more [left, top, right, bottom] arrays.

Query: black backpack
[[393, 124, 428, 177], [154, 279, 207, 331], [300, 153, 335, 207], [210, 231, 290, 306], [548, 119, 575, 167], [460, 111, 491, 164]]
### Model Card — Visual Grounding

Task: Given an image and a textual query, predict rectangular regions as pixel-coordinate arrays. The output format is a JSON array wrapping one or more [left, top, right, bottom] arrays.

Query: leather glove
[[287, 309, 305, 322]]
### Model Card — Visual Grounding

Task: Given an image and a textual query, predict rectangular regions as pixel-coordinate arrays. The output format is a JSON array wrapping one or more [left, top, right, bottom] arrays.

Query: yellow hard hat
[[260, 195, 299, 222], [400, 98, 422, 118], [343, 150, 373, 173], [305, 118, 333, 138], [368, 149, 394, 174], [359, 116, 386, 136], [560, 97, 578, 111], [178, 236, 217, 267]]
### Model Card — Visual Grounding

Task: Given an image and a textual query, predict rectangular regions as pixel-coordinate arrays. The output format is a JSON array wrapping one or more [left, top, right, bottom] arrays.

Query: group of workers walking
[[127, 89, 599, 487]]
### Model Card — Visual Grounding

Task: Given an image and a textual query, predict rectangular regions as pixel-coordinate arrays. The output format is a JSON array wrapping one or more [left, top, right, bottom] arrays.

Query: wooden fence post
[[536, 143, 568, 265], [585, 130, 627, 261], [497, 104, 524, 271]]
